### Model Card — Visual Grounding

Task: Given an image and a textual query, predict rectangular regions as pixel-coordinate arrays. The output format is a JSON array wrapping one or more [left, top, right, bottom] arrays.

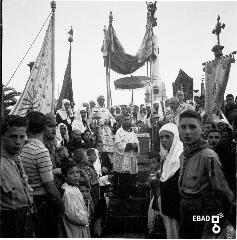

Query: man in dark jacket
[[178, 110, 235, 239], [66, 129, 86, 157]]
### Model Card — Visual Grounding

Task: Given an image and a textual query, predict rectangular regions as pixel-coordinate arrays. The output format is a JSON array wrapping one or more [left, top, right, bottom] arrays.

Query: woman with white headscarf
[[72, 108, 87, 133], [56, 123, 69, 147], [56, 99, 74, 135], [159, 123, 183, 239]]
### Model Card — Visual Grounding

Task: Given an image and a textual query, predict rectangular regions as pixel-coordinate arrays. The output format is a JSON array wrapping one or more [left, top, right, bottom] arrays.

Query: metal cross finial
[[212, 15, 225, 46], [50, 1, 56, 12], [68, 26, 73, 43], [109, 11, 113, 25]]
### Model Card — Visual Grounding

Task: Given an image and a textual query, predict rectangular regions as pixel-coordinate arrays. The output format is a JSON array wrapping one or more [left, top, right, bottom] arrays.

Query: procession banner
[[205, 56, 232, 120], [10, 17, 53, 116]]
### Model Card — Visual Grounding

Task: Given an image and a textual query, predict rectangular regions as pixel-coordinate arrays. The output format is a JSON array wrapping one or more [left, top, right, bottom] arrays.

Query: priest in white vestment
[[113, 113, 139, 198]]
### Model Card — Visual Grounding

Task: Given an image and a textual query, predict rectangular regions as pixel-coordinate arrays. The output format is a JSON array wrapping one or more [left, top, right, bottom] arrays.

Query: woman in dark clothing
[[159, 123, 183, 239]]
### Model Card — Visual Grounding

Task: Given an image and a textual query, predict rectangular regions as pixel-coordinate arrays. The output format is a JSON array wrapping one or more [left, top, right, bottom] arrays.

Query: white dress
[[62, 183, 90, 238]]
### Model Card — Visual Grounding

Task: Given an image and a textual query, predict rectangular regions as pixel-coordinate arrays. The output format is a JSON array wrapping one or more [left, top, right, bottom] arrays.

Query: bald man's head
[[169, 97, 179, 111]]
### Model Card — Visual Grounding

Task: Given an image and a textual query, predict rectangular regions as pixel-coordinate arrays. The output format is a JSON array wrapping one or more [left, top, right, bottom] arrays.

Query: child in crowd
[[85, 148, 107, 237], [86, 148, 100, 206], [79, 181, 95, 233], [96, 140, 113, 175], [57, 146, 71, 164], [147, 156, 165, 238], [61, 161, 90, 238]]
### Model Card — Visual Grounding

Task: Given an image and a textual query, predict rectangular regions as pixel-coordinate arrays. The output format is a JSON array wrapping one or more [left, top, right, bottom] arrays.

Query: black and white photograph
[[1, 0, 237, 238]]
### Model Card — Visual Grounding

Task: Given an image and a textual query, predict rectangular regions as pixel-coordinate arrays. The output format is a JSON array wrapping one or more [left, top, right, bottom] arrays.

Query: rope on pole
[[3, 11, 52, 89]]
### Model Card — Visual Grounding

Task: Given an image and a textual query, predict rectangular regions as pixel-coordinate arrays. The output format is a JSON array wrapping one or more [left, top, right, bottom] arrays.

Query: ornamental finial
[[146, 1, 157, 27], [68, 26, 73, 43], [212, 15, 225, 46], [211, 15, 225, 59], [50, 1, 56, 12], [109, 11, 113, 25]]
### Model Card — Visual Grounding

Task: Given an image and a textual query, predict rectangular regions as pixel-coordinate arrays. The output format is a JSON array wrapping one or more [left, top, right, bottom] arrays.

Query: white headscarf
[[56, 99, 73, 120], [159, 123, 183, 182], [72, 108, 86, 133], [56, 123, 69, 147]]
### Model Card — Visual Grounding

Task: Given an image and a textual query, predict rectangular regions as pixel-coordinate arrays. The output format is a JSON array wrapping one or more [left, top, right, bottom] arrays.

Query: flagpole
[[107, 11, 113, 109], [104, 26, 110, 109], [51, 1, 56, 113]]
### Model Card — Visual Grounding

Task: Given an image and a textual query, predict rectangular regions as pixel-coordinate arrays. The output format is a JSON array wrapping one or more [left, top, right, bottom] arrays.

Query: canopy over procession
[[1, 1, 237, 239]]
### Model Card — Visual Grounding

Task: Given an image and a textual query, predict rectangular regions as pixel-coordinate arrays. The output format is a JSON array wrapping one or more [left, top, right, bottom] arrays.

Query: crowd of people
[[0, 91, 236, 238]]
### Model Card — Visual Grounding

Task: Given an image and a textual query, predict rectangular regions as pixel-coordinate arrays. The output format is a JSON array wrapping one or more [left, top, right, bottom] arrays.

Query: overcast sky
[[2, 0, 237, 108]]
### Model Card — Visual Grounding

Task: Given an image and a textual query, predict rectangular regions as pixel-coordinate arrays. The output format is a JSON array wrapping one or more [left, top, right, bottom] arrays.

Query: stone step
[[104, 215, 148, 235], [108, 197, 149, 217]]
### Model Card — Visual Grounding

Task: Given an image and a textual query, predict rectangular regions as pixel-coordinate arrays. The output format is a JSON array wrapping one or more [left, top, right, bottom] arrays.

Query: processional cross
[[212, 15, 225, 47], [211, 15, 225, 59]]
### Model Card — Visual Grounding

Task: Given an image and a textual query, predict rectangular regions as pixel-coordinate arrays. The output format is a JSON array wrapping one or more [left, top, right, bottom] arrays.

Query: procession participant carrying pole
[[51, 1, 56, 113]]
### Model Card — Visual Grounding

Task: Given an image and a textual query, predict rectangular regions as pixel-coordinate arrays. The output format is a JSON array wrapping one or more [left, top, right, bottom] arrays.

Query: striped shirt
[[21, 138, 54, 195]]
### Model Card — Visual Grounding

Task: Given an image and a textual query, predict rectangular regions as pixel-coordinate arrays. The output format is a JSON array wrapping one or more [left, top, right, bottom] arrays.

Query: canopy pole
[[132, 89, 134, 103], [147, 1, 157, 157], [50, 1, 56, 113]]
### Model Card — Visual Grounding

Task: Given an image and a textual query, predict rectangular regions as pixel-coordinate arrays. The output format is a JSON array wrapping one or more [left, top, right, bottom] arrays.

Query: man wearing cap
[[44, 113, 61, 171], [89, 95, 115, 153]]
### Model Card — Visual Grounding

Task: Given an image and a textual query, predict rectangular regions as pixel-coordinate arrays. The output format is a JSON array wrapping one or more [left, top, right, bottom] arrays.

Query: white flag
[[11, 17, 54, 116]]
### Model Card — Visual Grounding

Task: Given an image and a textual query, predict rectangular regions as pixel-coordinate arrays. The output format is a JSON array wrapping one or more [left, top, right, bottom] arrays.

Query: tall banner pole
[[50, 1, 56, 113], [107, 12, 113, 109], [106, 60, 109, 108], [104, 25, 110, 109]]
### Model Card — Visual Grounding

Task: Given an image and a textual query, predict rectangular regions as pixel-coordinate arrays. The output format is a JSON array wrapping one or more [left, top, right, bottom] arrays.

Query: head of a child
[[58, 146, 69, 160], [149, 157, 160, 171], [62, 161, 80, 186], [83, 129, 92, 142], [79, 181, 91, 202], [87, 148, 97, 165], [72, 149, 87, 166], [96, 140, 104, 153]]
